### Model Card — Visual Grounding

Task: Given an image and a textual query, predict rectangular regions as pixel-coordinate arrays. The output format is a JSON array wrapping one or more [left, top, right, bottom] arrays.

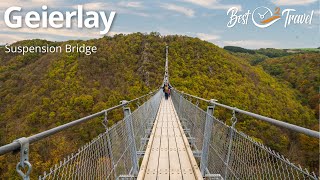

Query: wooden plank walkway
[[137, 97, 203, 180]]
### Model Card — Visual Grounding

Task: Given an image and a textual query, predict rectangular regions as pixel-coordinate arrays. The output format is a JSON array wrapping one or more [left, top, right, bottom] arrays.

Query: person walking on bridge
[[163, 83, 171, 100]]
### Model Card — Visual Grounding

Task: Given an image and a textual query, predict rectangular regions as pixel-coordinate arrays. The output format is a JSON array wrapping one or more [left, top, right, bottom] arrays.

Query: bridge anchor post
[[122, 101, 139, 176], [200, 101, 216, 176]]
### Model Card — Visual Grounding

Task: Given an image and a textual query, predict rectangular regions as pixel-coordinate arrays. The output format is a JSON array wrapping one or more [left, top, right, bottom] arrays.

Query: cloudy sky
[[0, 0, 319, 49]]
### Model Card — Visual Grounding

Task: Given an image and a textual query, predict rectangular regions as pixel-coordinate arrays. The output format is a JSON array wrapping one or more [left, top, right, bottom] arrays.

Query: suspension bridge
[[0, 46, 319, 180]]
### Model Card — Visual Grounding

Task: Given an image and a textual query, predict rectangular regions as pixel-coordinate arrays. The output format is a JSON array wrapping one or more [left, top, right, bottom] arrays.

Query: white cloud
[[78, 3, 106, 10], [196, 33, 220, 41], [13, 28, 99, 38], [0, 34, 24, 44], [271, 0, 317, 6], [0, 1, 145, 44], [183, 0, 213, 7], [0, 0, 66, 9], [223, 40, 276, 49], [0, 17, 103, 44], [0, 29, 132, 45], [118, 2, 144, 8], [182, 0, 242, 11], [0, 11, 102, 40], [314, 10, 320, 15], [108, 31, 132, 36], [0, 13, 133, 44], [160, 3, 195, 17], [77, 2, 148, 17]]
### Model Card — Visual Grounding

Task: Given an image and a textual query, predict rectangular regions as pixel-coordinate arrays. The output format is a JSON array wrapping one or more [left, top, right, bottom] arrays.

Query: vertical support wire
[[106, 129, 116, 179], [200, 105, 215, 176], [178, 93, 183, 118], [102, 111, 116, 179], [224, 108, 238, 179], [123, 106, 139, 175]]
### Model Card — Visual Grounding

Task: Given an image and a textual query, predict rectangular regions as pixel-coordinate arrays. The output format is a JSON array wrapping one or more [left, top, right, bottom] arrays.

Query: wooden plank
[[137, 99, 163, 180], [144, 120, 162, 179], [171, 99, 203, 180], [138, 97, 203, 180], [166, 100, 194, 180], [157, 101, 169, 179], [168, 120, 183, 180], [173, 127, 196, 180]]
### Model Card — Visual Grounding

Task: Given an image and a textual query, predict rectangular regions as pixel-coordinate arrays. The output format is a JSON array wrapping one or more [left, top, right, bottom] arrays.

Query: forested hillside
[[0, 33, 318, 178], [231, 52, 320, 174], [260, 53, 319, 118], [226, 48, 319, 119]]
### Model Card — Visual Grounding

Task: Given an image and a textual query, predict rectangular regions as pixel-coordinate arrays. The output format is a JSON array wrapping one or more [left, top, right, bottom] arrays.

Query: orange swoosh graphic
[[261, 16, 280, 24]]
